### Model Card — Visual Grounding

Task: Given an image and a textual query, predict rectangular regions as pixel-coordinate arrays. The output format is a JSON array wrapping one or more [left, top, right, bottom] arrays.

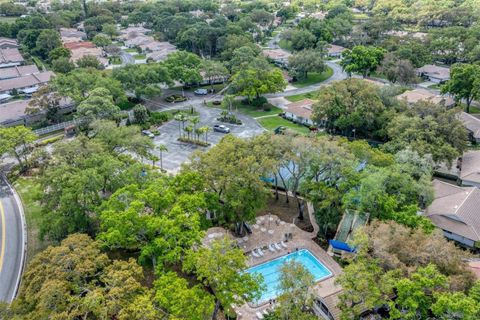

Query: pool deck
[[204, 214, 343, 320]]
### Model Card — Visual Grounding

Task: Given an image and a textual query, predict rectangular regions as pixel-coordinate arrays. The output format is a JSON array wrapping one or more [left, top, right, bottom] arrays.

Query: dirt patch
[[256, 193, 313, 233]]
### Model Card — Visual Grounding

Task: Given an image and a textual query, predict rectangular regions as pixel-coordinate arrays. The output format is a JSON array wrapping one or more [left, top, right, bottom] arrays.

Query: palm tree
[[190, 116, 200, 140], [174, 113, 188, 138], [222, 94, 235, 113], [200, 126, 211, 143], [184, 125, 193, 140], [195, 127, 203, 142], [157, 144, 168, 171], [148, 154, 159, 168]]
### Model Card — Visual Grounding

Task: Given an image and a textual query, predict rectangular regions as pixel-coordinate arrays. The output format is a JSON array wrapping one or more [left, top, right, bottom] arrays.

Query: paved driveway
[[151, 105, 264, 173]]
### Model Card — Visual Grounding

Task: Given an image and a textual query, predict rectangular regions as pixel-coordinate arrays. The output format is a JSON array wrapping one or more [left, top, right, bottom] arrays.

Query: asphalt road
[[0, 176, 25, 303], [120, 51, 135, 65]]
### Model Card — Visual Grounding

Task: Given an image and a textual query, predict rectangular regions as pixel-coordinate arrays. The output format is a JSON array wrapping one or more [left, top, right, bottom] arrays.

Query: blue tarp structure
[[329, 239, 355, 253]]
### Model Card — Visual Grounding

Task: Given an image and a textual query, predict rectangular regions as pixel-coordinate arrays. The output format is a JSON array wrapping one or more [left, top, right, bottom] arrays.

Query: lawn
[[257, 116, 311, 135], [134, 54, 146, 60], [13, 176, 50, 263], [292, 66, 333, 88], [125, 48, 138, 53], [232, 101, 283, 118], [0, 16, 18, 24], [278, 39, 292, 51], [285, 92, 318, 102]]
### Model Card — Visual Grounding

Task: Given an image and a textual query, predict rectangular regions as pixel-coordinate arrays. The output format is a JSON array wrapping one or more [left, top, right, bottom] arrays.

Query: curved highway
[[0, 176, 26, 303]]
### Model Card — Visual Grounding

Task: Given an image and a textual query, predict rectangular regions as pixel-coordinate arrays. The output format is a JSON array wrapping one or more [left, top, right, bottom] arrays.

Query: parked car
[[213, 124, 230, 133], [194, 88, 208, 95], [142, 130, 155, 138]]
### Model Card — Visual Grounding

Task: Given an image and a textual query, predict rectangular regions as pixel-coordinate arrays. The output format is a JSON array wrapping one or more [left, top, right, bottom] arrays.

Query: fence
[[33, 119, 78, 136]]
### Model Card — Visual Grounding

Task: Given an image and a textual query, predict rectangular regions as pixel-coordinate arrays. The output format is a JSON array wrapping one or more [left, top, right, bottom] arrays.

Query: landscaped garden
[[256, 116, 311, 135], [292, 66, 333, 88]]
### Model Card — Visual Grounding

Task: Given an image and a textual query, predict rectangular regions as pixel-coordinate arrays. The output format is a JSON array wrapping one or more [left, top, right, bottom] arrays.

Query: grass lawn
[[110, 56, 122, 65], [468, 106, 480, 114], [233, 101, 282, 118], [285, 92, 318, 102], [13, 176, 50, 263], [134, 54, 146, 60], [428, 83, 443, 90], [278, 39, 292, 51], [292, 66, 333, 88], [257, 116, 311, 135], [125, 48, 138, 53]]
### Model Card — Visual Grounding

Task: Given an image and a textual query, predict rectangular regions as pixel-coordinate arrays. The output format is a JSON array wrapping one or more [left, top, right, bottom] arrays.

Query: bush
[[246, 97, 268, 108], [35, 135, 64, 147], [150, 112, 169, 125], [178, 137, 209, 147], [151, 129, 160, 135], [165, 95, 188, 103], [212, 100, 222, 105], [117, 100, 136, 110]]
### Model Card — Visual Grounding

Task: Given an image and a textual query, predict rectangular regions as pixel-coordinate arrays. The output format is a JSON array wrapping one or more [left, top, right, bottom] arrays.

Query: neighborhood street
[[0, 176, 25, 303]]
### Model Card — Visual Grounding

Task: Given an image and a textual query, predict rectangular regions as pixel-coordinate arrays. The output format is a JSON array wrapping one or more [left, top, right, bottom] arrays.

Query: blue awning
[[329, 239, 355, 252]]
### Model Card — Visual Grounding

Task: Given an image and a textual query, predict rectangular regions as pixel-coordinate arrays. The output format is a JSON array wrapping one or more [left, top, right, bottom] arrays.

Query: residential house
[[262, 48, 291, 67], [425, 179, 480, 248], [459, 151, 480, 188], [0, 37, 19, 49], [0, 65, 39, 80], [310, 11, 327, 20], [396, 88, 455, 107], [416, 64, 450, 83], [0, 48, 24, 68], [139, 40, 176, 53], [459, 112, 480, 143], [326, 44, 346, 58], [284, 99, 315, 126], [60, 28, 87, 43], [125, 35, 153, 48], [65, 42, 108, 67], [0, 71, 54, 95], [118, 26, 151, 41], [0, 97, 73, 127]]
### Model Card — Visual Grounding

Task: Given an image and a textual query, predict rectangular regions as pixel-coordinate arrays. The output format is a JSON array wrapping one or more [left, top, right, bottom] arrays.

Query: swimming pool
[[246, 249, 332, 303]]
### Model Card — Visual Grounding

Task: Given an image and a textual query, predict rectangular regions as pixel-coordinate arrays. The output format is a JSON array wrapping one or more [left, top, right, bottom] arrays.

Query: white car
[[142, 130, 155, 138], [213, 124, 230, 133]]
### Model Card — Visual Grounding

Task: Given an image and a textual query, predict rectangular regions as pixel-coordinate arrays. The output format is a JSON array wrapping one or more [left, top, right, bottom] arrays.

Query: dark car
[[213, 124, 230, 133], [194, 88, 208, 95]]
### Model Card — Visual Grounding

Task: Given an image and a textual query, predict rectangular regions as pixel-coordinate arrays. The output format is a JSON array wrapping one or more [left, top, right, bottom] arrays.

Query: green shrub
[[150, 112, 169, 124], [35, 135, 63, 147]]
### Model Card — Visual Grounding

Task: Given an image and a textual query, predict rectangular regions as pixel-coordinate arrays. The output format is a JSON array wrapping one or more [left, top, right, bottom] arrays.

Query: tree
[[183, 237, 263, 319], [228, 45, 261, 73], [48, 46, 70, 61], [378, 53, 417, 84], [231, 59, 286, 102], [281, 29, 317, 51], [76, 55, 102, 69], [163, 51, 202, 87], [311, 79, 387, 138], [102, 23, 118, 39], [153, 272, 215, 319], [133, 104, 149, 124], [34, 29, 62, 59], [288, 49, 326, 81], [157, 144, 168, 171], [75, 87, 121, 129], [52, 68, 126, 103], [441, 63, 480, 113], [274, 260, 316, 320], [340, 45, 385, 77], [201, 60, 229, 90], [3, 234, 157, 319], [92, 33, 112, 48], [112, 63, 171, 99], [52, 57, 75, 73], [384, 101, 468, 165], [0, 126, 37, 172], [26, 86, 63, 123], [186, 135, 275, 234]]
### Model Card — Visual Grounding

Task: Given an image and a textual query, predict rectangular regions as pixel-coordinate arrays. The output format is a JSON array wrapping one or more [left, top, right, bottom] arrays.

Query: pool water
[[246, 249, 332, 303]]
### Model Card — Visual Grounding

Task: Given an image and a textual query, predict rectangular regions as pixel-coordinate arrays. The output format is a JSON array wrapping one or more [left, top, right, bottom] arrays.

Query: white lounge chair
[[274, 243, 282, 250], [262, 309, 269, 315], [251, 250, 259, 258], [281, 241, 288, 249], [256, 311, 264, 319], [269, 244, 276, 252], [257, 248, 264, 256]]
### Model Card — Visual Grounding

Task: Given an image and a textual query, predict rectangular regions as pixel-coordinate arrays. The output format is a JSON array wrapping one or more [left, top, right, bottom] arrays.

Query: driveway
[[0, 175, 25, 303], [120, 51, 135, 65], [150, 105, 264, 173]]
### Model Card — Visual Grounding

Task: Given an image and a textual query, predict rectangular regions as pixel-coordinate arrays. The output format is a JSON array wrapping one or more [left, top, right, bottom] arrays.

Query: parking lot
[[151, 104, 265, 173]]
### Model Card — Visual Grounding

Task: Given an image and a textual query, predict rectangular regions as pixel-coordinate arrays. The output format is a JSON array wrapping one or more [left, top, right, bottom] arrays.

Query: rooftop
[[0, 71, 54, 92], [416, 64, 450, 80], [0, 100, 29, 124], [396, 88, 454, 106], [262, 48, 291, 61], [459, 112, 480, 140], [59, 28, 87, 40], [426, 179, 480, 241], [0, 37, 19, 48], [0, 48, 24, 64], [285, 99, 315, 119], [64, 41, 96, 50], [327, 44, 346, 54], [0, 65, 39, 80], [460, 150, 480, 184]]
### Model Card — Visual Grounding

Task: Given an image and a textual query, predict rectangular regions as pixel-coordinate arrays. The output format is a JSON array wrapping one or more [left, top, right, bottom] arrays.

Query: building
[[0, 37, 19, 49], [396, 88, 455, 107], [0, 71, 54, 94], [262, 48, 291, 67], [0, 48, 24, 68], [118, 26, 151, 41], [459, 151, 480, 188], [416, 64, 450, 83], [64, 41, 96, 50], [326, 44, 346, 58], [284, 99, 315, 126], [0, 97, 73, 127], [425, 179, 480, 248], [64, 41, 108, 66], [0, 65, 39, 80], [125, 35, 154, 48], [459, 112, 480, 143], [60, 28, 87, 43]]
